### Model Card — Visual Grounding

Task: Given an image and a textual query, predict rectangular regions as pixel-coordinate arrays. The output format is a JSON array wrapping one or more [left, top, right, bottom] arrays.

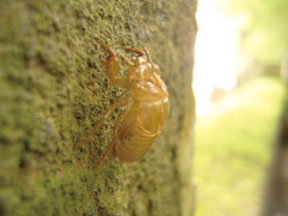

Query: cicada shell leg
[[75, 94, 129, 150], [119, 46, 145, 57], [96, 109, 126, 167], [100, 43, 130, 89], [118, 52, 134, 66], [144, 47, 152, 63]]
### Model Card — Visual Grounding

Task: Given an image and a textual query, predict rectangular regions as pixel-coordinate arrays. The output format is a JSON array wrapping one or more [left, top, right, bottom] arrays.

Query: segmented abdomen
[[115, 117, 158, 162], [115, 97, 168, 162]]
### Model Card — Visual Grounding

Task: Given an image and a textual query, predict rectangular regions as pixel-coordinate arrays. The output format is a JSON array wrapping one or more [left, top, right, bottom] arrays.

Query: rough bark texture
[[0, 0, 197, 216], [261, 95, 288, 216]]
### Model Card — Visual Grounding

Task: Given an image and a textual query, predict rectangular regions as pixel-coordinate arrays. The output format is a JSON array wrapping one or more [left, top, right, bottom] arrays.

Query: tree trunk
[[261, 95, 288, 216], [0, 0, 197, 215]]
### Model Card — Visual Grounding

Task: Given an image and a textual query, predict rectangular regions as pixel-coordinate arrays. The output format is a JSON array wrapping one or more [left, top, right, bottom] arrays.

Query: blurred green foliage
[[218, 0, 288, 64], [194, 78, 285, 216]]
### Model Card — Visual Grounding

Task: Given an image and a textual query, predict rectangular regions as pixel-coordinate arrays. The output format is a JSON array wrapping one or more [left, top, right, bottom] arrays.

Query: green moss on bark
[[0, 0, 197, 215]]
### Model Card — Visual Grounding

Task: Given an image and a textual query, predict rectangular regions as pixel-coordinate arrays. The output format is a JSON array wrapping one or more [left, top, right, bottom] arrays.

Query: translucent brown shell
[[76, 43, 169, 167]]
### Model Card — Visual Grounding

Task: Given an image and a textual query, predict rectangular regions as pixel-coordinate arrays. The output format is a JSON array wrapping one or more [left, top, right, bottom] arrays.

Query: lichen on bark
[[0, 0, 197, 215]]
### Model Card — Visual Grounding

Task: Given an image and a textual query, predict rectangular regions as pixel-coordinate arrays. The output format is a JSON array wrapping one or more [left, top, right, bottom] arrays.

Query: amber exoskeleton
[[77, 43, 169, 166]]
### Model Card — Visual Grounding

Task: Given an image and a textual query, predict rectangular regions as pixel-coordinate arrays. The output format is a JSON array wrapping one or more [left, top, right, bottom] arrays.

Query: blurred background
[[193, 0, 287, 215]]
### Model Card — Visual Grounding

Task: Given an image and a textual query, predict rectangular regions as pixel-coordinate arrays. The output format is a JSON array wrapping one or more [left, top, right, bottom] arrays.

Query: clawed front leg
[[100, 43, 131, 89], [120, 46, 152, 62], [119, 46, 145, 56]]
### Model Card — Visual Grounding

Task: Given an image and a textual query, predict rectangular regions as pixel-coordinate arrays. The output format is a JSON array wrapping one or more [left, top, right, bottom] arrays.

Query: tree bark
[[0, 0, 197, 215], [261, 95, 288, 216]]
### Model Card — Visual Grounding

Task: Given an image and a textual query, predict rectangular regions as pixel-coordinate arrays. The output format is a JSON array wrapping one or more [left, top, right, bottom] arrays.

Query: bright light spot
[[193, 0, 240, 117]]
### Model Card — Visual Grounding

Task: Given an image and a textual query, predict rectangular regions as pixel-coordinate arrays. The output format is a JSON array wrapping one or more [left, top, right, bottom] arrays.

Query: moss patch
[[0, 0, 197, 215]]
